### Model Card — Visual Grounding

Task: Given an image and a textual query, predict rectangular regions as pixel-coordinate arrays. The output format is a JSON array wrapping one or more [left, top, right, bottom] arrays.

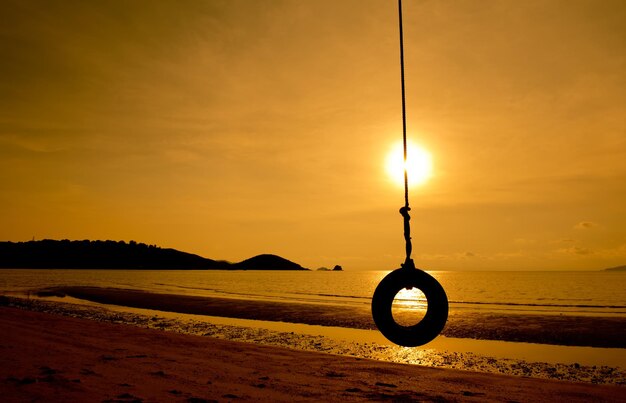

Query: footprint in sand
[[6, 376, 37, 385], [80, 368, 98, 376], [375, 381, 398, 388], [186, 398, 218, 403], [38, 366, 58, 375], [125, 354, 148, 359], [102, 392, 143, 403]]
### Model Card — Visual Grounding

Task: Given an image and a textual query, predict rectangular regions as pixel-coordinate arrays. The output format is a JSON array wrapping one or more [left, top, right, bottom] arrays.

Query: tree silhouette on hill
[[0, 240, 309, 270]]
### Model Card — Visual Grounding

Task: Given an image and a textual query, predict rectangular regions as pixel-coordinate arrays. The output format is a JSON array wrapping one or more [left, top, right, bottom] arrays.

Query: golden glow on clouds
[[0, 1, 625, 270]]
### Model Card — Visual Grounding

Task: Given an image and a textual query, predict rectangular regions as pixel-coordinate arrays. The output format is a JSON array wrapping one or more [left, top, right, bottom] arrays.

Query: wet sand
[[2, 306, 624, 403], [50, 286, 626, 348]]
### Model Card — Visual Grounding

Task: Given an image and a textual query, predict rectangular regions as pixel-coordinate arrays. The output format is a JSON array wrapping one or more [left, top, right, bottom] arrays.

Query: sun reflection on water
[[392, 287, 427, 326]]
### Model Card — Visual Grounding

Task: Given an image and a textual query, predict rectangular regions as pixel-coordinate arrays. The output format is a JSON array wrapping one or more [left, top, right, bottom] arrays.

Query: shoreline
[[1, 305, 625, 402], [3, 296, 625, 386], [43, 286, 626, 348]]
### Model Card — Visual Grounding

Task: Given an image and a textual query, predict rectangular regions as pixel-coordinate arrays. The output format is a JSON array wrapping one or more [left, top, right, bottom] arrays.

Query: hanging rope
[[371, 0, 449, 349], [398, 0, 413, 268]]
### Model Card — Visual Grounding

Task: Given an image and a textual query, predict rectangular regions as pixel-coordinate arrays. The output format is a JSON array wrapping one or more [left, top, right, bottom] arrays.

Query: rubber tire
[[372, 268, 448, 347]]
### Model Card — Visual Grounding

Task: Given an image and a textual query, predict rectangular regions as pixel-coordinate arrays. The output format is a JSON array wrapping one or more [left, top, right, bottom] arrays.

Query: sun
[[385, 141, 433, 187]]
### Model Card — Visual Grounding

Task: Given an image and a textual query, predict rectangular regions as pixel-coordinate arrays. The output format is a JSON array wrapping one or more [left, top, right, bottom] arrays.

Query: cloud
[[415, 251, 480, 261], [588, 243, 626, 260], [558, 238, 575, 243], [557, 246, 593, 255], [574, 221, 597, 230]]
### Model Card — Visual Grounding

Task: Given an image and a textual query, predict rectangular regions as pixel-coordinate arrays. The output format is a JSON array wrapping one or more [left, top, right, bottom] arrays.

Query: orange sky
[[1, 0, 624, 270]]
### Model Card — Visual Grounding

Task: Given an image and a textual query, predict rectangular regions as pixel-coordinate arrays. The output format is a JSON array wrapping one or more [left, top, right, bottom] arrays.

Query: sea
[[1, 269, 625, 317]]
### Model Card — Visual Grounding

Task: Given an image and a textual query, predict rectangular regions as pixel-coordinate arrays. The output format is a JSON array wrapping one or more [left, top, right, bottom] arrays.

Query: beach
[[2, 304, 625, 403], [2, 291, 626, 402], [2, 270, 626, 401]]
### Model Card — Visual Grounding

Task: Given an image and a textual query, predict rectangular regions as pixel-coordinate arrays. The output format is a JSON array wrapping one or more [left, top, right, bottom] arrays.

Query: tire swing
[[372, 260, 448, 347], [371, 0, 448, 347]]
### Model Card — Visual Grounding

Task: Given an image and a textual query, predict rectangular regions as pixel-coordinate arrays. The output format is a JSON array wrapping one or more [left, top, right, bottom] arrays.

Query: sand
[[2, 306, 625, 403]]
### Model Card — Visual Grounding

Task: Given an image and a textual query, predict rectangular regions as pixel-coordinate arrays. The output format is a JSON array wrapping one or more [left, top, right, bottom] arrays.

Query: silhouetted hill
[[232, 254, 309, 271], [0, 240, 308, 270], [604, 265, 626, 272]]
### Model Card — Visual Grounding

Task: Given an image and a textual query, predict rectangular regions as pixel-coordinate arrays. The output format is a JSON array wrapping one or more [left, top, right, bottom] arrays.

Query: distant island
[[316, 265, 343, 271], [604, 265, 626, 272], [0, 240, 309, 271]]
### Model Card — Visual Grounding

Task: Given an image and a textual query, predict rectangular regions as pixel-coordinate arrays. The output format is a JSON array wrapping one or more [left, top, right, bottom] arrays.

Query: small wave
[[449, 300, 626, 309], [153, 283, 219, 292], [292, 291, 370, 300]]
